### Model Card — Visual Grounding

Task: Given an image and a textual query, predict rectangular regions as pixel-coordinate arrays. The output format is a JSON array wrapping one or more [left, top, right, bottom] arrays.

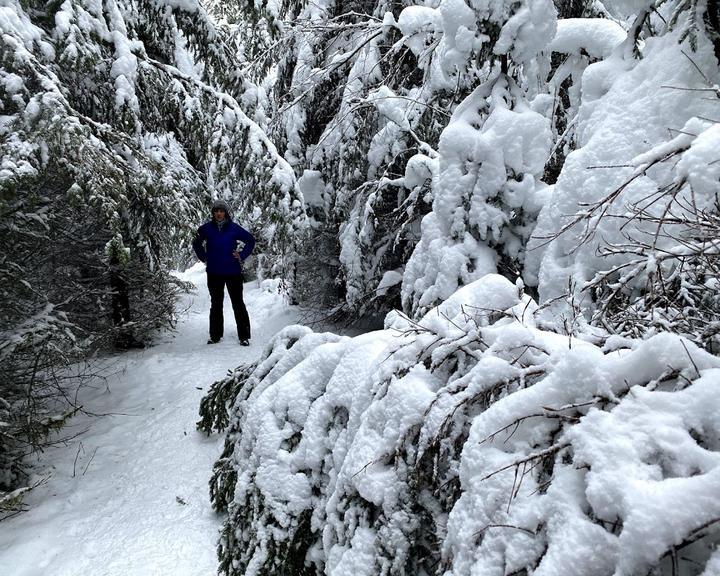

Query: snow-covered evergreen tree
[[201, 275, 720, 575], [526, 0, 720, 341], [199, 0, 720, 573], [0, 0, 303, 498]]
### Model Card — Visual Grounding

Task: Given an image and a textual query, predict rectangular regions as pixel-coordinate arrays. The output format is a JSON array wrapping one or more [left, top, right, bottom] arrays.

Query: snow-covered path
[[0, 265, 297, 576]]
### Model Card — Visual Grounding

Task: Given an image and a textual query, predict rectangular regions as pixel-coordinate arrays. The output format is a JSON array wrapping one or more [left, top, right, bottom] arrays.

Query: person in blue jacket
[[192, 199, 256, 345]]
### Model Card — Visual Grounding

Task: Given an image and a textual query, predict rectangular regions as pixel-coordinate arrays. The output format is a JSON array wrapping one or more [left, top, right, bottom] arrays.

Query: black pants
[[207, 273, 251, 341]]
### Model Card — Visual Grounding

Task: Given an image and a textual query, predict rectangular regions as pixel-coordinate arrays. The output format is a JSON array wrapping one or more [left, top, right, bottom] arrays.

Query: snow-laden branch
[[141, 56, 301, 197], [200, 273, 720, 575]]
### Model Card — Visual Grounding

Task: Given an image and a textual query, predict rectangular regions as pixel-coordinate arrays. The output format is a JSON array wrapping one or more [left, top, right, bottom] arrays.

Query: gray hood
[[211, 199, 232, 219]]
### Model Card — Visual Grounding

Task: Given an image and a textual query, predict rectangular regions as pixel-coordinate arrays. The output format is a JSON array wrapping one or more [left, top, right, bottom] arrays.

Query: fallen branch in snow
[[0, 476, 49, 521], [478, 409, 579, 447], [197, 363, 256, 435], [570, 149, 688, 251], [474, 523, 536, 537]]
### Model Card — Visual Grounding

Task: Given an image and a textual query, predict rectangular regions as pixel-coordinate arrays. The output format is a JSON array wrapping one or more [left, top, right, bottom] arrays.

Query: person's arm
[[192, 226, 207, 262], [235, 225, 256, 261]]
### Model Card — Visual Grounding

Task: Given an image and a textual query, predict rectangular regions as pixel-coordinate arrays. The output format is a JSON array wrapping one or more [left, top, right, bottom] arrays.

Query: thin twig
[[82, 447, 99, 476]]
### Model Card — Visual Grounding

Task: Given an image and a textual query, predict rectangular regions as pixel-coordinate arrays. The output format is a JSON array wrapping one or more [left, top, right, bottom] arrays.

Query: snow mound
[[548, 18, 626, 59], [200, 274, 720, 575]]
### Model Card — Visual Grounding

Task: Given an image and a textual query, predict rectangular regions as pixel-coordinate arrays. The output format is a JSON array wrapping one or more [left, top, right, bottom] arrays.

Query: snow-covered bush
[[398, 0, 559, 316], [401, 76, 554, 316], [526, 0, 720, 344], [201, 274, 720, 575], [558, 120, 720, 350]]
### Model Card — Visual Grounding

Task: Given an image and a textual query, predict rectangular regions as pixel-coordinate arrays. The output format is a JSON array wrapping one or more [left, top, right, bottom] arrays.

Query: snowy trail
[[0, 265, 297, 576]]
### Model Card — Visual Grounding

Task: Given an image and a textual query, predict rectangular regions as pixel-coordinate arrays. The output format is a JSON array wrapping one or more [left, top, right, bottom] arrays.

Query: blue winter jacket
[[192, 218, 256, 276]]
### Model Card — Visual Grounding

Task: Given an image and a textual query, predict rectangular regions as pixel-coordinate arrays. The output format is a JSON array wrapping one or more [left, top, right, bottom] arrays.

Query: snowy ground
[[0, 264, 297, 576]]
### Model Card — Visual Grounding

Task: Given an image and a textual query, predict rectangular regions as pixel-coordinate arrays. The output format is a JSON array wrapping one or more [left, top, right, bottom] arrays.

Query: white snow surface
[[0, 264, 297, 576], [548, 18, 626, 59]]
